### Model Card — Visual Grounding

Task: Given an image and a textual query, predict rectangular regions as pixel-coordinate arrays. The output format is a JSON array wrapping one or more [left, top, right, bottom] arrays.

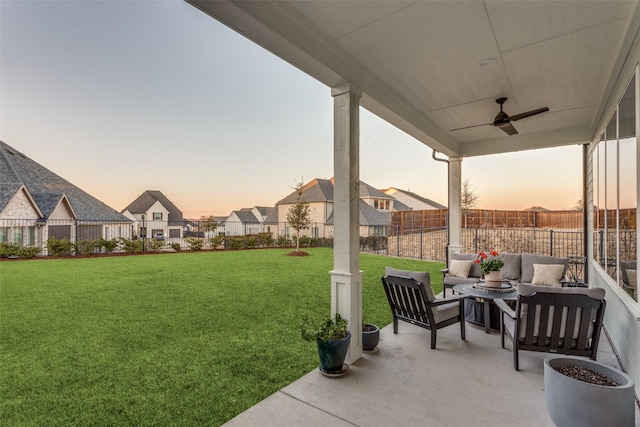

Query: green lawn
[[0, 248, 444, 426]]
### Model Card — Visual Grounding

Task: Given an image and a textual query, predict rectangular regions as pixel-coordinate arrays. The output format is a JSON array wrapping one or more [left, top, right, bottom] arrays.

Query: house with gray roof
[[0, 140, 131, 252], [121, 190, 184, 240], [382, 187, 446, 210], [276, 177, 412, 238]]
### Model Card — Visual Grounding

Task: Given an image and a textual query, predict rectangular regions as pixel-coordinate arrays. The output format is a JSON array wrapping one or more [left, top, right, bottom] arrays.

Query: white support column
[[448, 156, 463, 259], [330, 83, 362, 364]]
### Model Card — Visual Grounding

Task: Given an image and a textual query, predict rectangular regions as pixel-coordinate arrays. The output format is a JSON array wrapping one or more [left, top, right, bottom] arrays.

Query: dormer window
[[153, 212, 163, 220]]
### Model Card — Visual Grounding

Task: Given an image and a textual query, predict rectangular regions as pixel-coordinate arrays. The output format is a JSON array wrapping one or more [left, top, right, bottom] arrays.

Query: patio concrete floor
[[224, 320, 640, 427]]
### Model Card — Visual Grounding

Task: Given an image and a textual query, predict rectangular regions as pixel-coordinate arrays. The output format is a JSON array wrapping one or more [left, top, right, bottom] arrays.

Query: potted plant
[[301, 313, 351, 376], [362, 323, 380, 352], [474, 250, 504, 285], [544, 356, 635, 427]]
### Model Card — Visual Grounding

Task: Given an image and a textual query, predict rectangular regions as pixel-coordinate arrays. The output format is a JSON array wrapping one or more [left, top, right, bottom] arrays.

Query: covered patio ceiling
[[187, 0, 639, 158]]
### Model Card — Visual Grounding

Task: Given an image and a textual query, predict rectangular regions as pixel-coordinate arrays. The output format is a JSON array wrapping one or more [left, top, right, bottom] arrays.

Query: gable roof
[[277, 177, 395, 205], [231, 210, 259, 223], [383, 187, 447, 210], [0, 141, 130, 221], [122, 190, 184, 222], [326, 200, 390, 227]]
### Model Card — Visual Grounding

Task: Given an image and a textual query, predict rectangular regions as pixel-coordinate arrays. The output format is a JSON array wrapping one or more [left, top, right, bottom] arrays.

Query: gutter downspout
[[432, 150, 450, 265]]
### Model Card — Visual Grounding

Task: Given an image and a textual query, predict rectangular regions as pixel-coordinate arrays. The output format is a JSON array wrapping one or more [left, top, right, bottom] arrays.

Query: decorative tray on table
[[473, 281, 514, 293]]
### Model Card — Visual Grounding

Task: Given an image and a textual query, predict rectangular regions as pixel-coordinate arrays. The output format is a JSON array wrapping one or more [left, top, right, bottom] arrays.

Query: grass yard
[[0, 248, 444, 426]]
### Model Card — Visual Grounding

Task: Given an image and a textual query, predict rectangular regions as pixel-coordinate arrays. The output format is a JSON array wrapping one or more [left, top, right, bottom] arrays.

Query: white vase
[[484, 270, 502, 284]]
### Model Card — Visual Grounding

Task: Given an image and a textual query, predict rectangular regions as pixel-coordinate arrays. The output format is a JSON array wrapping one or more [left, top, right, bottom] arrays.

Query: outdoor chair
[[620, 260, 637, 299], [381, 272, 467, 349], [494, 284, 606, 371]]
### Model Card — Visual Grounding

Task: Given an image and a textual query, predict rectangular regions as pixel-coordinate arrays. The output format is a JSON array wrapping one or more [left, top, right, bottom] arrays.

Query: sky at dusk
[[0, 0, 583, 218]]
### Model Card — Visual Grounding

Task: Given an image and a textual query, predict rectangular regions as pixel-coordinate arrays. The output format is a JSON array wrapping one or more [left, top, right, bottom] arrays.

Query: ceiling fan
[[450, 97, 549, 136]]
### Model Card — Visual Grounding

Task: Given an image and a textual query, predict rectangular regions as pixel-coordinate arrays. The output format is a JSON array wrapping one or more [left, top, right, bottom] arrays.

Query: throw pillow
[[385, 267, 435, 301], [448, 259, 473, 278], [531, 264, 565, 287]]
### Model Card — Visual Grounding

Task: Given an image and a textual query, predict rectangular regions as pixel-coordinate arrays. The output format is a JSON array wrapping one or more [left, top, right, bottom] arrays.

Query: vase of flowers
[[475, 250, 504, 286]]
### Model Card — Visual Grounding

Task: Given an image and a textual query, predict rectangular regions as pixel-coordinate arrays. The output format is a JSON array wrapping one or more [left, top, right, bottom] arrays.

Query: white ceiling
[[187, 0, 639, 158]]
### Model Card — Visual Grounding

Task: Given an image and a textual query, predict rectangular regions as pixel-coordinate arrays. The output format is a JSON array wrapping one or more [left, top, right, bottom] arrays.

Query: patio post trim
[[448, 156, 463, 258], [331, 82, 362, 363]]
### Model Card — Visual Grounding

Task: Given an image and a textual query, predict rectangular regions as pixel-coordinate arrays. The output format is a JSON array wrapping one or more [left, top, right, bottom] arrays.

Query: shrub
[[298, 236, 317, 247], [169, 242, 181, 252], [74, 239, 97, 256], [0, 242, 20, 258], [149, 238, 166, 252], [316, 237, 334, 248], [277, 236, 292, 247], [185, 237, 204, 251], [119, 237, 143, 254], [257, 232, 274, 247], [47, 237, 72, 256], [228, 236, 245, 250], [209, 235, 224, 249], [18, 246, 41, 258], [245, 236, 257, 248], [97, 238, 118, 253]]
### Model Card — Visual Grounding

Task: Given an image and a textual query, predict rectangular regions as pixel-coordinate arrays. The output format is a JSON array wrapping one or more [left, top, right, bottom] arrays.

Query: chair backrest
[[620, 260, 637, 287], [381, 275, 435, 327], [515, 284, 605, 354]]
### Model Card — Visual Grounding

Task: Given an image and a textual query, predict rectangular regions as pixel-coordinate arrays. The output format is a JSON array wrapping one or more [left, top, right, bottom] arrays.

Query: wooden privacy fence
[[391, 208, 636, 234]]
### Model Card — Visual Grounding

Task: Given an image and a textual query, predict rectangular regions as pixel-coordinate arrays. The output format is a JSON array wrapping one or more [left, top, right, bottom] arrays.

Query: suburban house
[[276, 177, 412, 238], [224, 209, 261, 236], [382, 187, 447, 210], [188, 0, 640, 402], [121, 190, 184, 240], [0, 140, 131, 253]]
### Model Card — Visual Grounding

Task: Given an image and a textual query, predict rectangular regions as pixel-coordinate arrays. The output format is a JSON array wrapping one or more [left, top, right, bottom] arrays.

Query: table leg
[[484, 300, 491, 334]]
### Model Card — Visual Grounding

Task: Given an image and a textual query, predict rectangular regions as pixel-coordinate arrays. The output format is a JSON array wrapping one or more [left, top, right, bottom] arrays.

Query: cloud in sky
[[0, 0, 581, 218]]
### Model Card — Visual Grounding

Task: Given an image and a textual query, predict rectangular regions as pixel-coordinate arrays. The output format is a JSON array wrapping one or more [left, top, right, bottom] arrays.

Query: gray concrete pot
[[544, 356, 635, 427]]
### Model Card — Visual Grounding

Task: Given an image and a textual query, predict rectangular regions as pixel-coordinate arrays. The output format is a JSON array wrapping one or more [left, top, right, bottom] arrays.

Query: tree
[[461, 179, 480, 228], [572, 197, 584, 211], [200, 215, 219, 234], [287, 179, 312, 253]]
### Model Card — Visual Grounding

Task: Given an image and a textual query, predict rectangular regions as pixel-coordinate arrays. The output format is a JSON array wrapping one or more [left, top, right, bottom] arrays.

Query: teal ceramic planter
[[317, 331, 351, 374]]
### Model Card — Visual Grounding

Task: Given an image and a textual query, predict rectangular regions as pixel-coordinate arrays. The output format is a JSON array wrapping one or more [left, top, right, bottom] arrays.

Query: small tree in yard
[[461, 179, 480, 228], [287, 179, 311, 255]]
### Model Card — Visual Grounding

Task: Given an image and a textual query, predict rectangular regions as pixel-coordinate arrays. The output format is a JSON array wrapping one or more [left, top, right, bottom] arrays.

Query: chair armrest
[[494, 298, 515, 318], [440, 268, 449, 277], [430, 294, 468, 307]]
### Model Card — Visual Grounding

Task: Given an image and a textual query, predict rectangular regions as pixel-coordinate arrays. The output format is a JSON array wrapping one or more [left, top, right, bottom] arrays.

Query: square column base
[[330, 270, 363, 364]]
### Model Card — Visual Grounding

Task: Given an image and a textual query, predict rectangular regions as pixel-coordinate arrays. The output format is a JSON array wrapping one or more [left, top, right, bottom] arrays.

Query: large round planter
[[317, 331, 351, 375], [362, 324, 380, 352], [544, 356, 636, 427]]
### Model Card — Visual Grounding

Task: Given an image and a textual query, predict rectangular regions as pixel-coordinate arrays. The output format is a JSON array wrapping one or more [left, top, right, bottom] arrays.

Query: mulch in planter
[[554, 366, 620, 386]]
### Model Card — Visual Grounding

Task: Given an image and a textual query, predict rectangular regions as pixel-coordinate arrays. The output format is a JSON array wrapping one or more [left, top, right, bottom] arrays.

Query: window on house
[[0, 227, 8, 242], [374, 200, 379, 209], [593, 71, 637, 303], [153, 212, 162, 220]]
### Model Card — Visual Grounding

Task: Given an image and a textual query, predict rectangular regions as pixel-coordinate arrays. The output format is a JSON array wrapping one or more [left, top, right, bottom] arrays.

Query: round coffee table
[[452, 283, 518, 334]]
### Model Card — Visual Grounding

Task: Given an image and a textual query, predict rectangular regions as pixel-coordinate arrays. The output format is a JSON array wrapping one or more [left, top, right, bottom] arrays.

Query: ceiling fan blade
[[449, 122, 492, 132], [498, 122, 518, 136], [509, 107, 549, 122]]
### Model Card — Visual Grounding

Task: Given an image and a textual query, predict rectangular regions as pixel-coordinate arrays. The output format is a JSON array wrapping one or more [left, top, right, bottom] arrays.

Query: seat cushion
[[385, 267, 435, 301], [520, 254, 569, 284], [432, 299, 460, 323], [451, 253, 482, 278]]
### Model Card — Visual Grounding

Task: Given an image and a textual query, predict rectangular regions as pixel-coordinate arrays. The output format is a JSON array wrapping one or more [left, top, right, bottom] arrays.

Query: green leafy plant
[[47, 237, 72, 256], [209, 235, 224, 249], [228, 236, 245, 250], [474, 250, 504, 274], [300, 313, 348, 342], [169, 242, 181, 252], [74, 239, 97, 256], [185, 237, 204, 251], [119, 237, 143, 254], [97, 238, 118, 253], [18, 246, 41, 258], [149, 238, 166, 252], [0, 242, 20, 258]]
